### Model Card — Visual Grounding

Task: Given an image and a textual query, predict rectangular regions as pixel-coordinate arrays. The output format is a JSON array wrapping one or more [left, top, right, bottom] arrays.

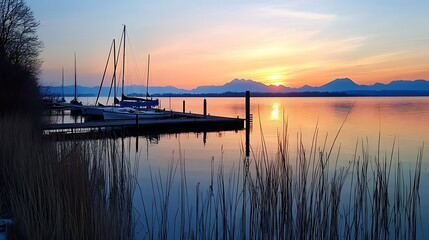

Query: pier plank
[[43, 111, 244, 134]]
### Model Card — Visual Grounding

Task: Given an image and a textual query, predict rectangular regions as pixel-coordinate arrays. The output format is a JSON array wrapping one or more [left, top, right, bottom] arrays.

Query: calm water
[[147, 96, 429, 169], [58, 96, 429, 238]]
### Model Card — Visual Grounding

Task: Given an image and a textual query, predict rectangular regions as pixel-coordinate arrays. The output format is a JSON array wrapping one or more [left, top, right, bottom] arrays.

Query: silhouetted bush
[[0, 60, 41, 124]]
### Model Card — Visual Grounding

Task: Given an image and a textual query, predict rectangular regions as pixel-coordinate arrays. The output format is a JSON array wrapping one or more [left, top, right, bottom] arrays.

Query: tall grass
[[1, 113, 423, 239], [137, 121, 423, 239], [0, 115, 136, 239]]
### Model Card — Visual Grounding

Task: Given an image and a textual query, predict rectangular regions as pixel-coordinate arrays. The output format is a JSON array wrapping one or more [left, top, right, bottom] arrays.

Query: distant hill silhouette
[[317, 78, 369, 91], [192, 79, 292, 93], [41, 78, 429, 96], [370, 80, 429, 91]]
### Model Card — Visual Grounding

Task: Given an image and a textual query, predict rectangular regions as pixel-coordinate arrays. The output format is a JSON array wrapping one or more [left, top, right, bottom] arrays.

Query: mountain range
[[40, 78, 429, 97]]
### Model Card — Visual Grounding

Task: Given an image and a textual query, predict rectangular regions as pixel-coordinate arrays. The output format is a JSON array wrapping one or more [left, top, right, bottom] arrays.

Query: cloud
[[353, 51, 409, 66], [249, 5, 337, 21]]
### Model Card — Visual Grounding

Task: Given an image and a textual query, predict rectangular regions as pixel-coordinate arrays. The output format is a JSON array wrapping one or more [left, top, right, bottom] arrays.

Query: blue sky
[[27, 0, 429, 89]]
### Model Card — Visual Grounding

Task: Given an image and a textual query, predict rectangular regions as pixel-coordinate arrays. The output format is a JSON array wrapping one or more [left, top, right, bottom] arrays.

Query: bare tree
[[0, 0, 42, 75], [0, 0, 42, 119]]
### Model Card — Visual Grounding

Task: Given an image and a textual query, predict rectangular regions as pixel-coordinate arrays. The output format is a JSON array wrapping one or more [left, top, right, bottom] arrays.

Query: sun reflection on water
[[270, 103, 280, 120]]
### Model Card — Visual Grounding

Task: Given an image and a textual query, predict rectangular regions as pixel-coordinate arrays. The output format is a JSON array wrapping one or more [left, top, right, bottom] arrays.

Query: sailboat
[[59, 67, 66, 103], [118, 25, 159, 108], [80, 38, 119, 118], [102, 106, 169, 120], [70, 52, 82, 106], [120, 54, 159, 107], [56, 53, 82, 110], [51, 67, 66, 105], [101, 25, 170, 120]]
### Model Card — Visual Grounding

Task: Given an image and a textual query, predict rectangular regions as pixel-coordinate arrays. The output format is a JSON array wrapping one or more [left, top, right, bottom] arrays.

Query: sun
[[268, 75, 281, 80], [267, 75, 283, 86]]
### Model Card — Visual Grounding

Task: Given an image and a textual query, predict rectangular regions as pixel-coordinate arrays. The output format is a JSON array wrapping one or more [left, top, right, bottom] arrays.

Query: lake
[[56, 96, 429, 238]]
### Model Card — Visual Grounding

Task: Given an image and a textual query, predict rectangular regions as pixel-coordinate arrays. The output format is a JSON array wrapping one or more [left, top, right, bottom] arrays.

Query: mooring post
[[183, 100, 186, 113], [242, 90, 251, 239], [136, 114, 139, 130], [136, 113, 139, 151], [203, 98, 207, 117], [245, 91, 250, 158], [203, 131, 207, 145]]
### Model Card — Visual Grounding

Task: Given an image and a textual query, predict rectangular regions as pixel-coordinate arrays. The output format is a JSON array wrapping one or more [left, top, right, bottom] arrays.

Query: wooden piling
[[243, 91, 251, 238], [203, 131, 207, 145], [183, 100, 186, 113], [245, 91, 250, 157], [203, 98, 207, 117], [136, 114, 139, 151], [136, 114, 139, 131]]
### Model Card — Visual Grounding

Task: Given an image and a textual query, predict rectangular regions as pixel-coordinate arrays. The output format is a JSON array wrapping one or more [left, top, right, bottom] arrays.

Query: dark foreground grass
[[137, 122, 423, 240], [0, 115, 135, 240], [0, 113, 424, 239]]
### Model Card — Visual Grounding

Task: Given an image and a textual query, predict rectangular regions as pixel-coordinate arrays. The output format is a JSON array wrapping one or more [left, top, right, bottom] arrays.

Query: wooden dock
[[43, 111, 244, 136], [43, 93, 252, 139]]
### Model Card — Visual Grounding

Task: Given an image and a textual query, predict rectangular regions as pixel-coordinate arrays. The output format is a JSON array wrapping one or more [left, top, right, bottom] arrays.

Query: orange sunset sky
[[27, 0, 429, 89]]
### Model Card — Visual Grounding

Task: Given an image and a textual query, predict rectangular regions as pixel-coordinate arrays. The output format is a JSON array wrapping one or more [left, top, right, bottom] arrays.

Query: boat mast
[[113, 39, 116, 105], [122, 25, 126, 97], [74, 52, 77, 102], [61, 67, 64, 100], [146, 54, 150, 98]]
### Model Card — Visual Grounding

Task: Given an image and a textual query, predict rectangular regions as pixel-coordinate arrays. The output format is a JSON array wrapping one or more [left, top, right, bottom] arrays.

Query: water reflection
[[49, 96, 429, 239], [270, 102, 280, 120], [329, 101, 355, 115], [50, 97, 429, 161]]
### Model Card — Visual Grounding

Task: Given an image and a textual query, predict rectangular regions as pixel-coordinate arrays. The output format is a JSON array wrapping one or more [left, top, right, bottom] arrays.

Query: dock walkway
[[43, 112, 244, 135]]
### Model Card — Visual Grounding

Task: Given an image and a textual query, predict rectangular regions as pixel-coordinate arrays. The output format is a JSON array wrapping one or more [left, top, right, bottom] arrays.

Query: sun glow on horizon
[[267, 75, 284, 86], [28, 1, 429, 88], [268, 75, 281, 80]]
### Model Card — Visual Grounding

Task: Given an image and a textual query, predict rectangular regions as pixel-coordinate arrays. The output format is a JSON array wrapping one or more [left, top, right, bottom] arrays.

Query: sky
[[27, 0, 429, 89]]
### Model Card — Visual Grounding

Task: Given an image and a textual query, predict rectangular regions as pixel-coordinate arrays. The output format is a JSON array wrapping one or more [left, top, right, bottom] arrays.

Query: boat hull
[[120, 99, 159, 108], [81, 106, 104, 116], [103, 110, 170, 120]]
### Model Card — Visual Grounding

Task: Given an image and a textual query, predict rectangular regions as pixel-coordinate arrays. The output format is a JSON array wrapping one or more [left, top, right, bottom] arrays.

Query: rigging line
[[122, 25, 125, 97], [113, 29, 124, 99], [112, 38, 117, 105], [97, 39, 114, 105], [107, 33, 123, 104], [126, 31, 145, 94], [146, 54, 150, 98], [107, 39, 118, 105]]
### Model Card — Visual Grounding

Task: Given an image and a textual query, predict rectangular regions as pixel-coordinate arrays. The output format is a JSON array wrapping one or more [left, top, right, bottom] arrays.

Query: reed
[[137, 120, 423, 239], [1, 113, 422, 239], [0, 115, 136, 240]]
